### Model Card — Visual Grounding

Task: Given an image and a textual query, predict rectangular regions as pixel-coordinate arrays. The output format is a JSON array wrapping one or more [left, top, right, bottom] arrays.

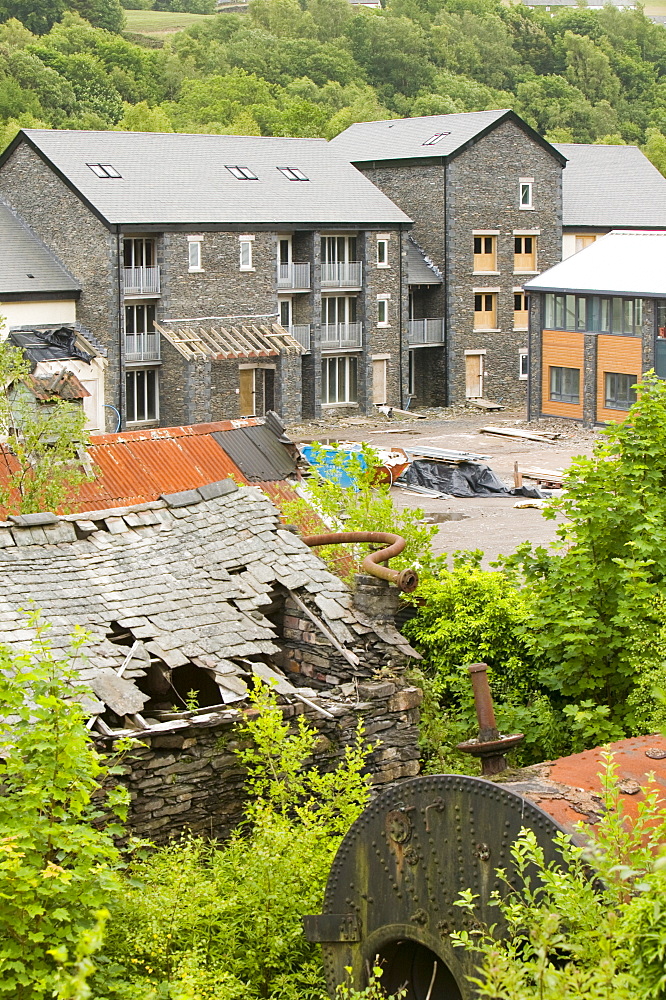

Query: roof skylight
[[87, 163, 122, 178], [422, 132, 451, 146], [277, 167, 309, 181], [225, 165, 258, 180]]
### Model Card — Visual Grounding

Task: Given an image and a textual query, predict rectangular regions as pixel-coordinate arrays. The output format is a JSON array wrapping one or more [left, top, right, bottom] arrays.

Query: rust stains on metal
[[74, 421, 251, 512], [456, 662, 525, 776], [301, 530, 419, 593], [503, 734, 666, 834]]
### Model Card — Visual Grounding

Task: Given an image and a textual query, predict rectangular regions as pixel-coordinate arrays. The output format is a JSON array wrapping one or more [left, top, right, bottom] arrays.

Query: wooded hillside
[[1, 0, 666, 170]]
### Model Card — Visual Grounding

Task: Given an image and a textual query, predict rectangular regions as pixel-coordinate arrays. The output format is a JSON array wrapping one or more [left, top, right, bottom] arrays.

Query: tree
[[0, 0, 65, 34], [0, 618, 127, 999], [0, 338, 92, 515], [69, 0, 124, 32], [505, 373, 666, 713]]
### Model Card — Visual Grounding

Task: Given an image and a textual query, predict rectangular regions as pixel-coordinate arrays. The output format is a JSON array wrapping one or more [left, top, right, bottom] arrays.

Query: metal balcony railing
[[289, 324, 311, 351], [123, 266, 161, 295], [125, 332, 160, 362], [277, 262, 311, 289], [321, 322, 362, 350], [321, 261, 362, 288], [407, 318, 445, 346]]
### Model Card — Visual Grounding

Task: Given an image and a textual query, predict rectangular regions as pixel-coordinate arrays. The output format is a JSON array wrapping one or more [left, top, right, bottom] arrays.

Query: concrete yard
[[288, 407, 599, 565]]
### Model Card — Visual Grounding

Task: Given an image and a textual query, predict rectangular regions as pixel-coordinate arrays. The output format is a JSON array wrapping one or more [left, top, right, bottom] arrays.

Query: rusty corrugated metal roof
[[74, 422, 252, 511], [505, 734, 666, 834]]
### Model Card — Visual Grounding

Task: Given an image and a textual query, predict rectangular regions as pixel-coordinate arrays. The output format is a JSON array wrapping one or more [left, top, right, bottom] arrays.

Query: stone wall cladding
[[446, 121, 562, 406], [103, 682, 422, 844], [361, 227, 405, 408], [160, 230, 278, 321], [0, 144, 120, 424]]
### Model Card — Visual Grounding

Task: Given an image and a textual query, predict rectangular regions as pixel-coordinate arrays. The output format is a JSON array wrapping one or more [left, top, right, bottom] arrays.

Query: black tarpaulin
[[397, 459, 511, 498]]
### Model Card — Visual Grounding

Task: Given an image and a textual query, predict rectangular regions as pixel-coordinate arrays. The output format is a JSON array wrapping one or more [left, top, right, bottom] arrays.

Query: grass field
[[124, 9, 219, 36]]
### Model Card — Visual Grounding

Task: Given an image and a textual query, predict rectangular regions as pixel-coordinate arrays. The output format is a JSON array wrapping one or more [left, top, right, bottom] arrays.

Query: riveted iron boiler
[[304, 774, 568, 1000]]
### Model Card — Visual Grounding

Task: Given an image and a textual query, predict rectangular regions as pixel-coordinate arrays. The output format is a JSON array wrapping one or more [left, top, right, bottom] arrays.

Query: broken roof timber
[[155, 320, 304, 361]]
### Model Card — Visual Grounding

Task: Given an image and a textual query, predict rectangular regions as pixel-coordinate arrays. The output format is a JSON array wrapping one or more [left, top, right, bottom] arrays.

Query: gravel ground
[[286, 406, 599, 565]]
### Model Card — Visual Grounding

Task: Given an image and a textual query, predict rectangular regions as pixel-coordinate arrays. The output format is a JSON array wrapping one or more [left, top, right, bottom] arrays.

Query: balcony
[[321, 322, 362, 351], [289, 324, 311, 351], [407, 318, 444, 346], [278, 262, 311, 290], [321, 261, 362, 289], [123, 266, 161, 296], [125, 332, 160, 362]]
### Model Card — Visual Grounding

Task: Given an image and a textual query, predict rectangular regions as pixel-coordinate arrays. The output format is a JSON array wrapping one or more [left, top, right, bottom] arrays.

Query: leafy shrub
[[0, 619, 128, 999], [282, 443, 437, 584], [100, 683, 375, 999]]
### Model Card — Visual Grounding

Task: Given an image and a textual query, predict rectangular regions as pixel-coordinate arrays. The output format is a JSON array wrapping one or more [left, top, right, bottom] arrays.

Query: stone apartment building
[[0, 130, 410, 430], [330, 110, 566, 407]]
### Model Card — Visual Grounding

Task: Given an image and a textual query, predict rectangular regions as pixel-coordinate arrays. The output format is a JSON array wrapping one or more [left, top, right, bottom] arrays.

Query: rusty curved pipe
[[301, 531, 419, 593]]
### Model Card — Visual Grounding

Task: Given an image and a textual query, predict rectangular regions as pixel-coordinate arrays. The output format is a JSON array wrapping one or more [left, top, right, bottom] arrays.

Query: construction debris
[[513, 463, 564, 488], [480, 425, 559, 444]]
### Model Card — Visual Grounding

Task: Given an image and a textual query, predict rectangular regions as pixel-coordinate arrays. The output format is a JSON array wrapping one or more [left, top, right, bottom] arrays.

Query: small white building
[[0, 201, 107, 432]]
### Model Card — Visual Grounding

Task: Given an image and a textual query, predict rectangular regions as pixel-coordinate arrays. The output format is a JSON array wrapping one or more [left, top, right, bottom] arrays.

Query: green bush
[[0, 619, 128, 999], [100, 682, 375, 999]]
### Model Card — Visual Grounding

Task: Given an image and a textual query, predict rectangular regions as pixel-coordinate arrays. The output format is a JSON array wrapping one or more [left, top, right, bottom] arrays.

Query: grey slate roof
[[329, 110, 565, 166], [407, 237, 442, 285], [11, 130, 411, 227], [0, 483, 416, 732], [555, 143, 666, 229], [0, 201, 79, 297]]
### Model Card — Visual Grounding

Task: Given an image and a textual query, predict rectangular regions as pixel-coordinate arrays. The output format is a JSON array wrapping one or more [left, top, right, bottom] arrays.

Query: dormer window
[[226, 165, 258, 180], [278, 167, 309, 181], [87, 163, 121, 178], [422, 132, 450, 146]]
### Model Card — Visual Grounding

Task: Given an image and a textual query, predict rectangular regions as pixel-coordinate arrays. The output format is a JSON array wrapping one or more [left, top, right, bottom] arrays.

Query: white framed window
[[377, 294, 390, 327], [279, 297, 292, 327], [322, 355, 358, 404], [519, 178, 534, 210], [422, 132, 450, 146], [519, 351, 528, 380], [87, 162, 121, 179], [277, 167, 309, 181], [126, 367, 159, 423], [377, 236, 390, 267], [188, 236, 202, 272], [239, 235, 255, 272], [226, 165, 258, 180]]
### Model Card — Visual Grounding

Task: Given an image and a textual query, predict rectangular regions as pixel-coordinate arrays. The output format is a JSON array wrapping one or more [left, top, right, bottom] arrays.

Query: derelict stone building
[[330, 110, 565, 408], [0, 482, 422, 841], [0, 129, 411, 430]]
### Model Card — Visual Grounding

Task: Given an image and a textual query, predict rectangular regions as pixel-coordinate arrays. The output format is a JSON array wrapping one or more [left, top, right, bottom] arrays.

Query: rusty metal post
[[457, 662, 524, 776], [468, 663, 499, 742]]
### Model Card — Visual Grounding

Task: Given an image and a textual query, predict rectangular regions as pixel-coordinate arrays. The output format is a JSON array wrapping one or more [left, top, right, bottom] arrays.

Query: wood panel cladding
[[596, 334, 642, 424], [541, 329, 584, 419]]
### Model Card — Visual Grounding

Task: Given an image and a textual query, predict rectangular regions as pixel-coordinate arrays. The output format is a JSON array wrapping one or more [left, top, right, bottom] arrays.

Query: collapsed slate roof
[[554, 143, 666, 229], [0, 482, 417, 734], [4, 130, 412, 228], [329, 110, 566, 166], [0, 201, 80, 298]]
